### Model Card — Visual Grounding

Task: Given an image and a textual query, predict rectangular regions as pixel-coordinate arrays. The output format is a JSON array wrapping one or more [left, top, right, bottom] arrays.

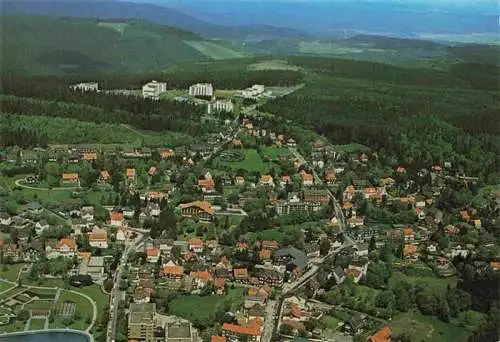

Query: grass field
[[218, 149, 273, 173], [389, 271, 457, 295], [0, 280, 13, 293], [73, 285, 108, 323], [320, 315, 342, 330], [330, 143, 370, 153], [299, 41, 366, 55], [0, 264, 23, 282], [185, 41, 245, 59], [392, 311, 471, 342], [247, 59, 301, 71], [0, 319, 25, 333], [0, 287, 25, 301], [24, 300, 54, 310], [261, 146, 291, 158], [168, 289, 243, 323], [22, 276, 66, 289], [97, 22, 129, 35], [29, 318, 46, 330], [55, 290, 94, 330]]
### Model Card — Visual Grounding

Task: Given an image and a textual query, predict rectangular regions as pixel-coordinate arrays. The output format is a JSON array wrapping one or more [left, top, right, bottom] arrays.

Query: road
[[107, 231, 145, 342], [260, 147, 354, 342]]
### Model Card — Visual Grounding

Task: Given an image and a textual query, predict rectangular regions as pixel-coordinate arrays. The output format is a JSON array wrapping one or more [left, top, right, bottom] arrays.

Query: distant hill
[[1, 0, 309, 40], [0, 14, 245, 74]]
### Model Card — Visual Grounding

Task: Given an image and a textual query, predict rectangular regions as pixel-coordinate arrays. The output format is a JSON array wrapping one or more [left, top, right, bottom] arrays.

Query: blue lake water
[[0, 331, 90, 342]]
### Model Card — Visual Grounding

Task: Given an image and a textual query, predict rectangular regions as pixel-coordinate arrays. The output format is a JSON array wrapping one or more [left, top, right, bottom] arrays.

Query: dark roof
[[304, 243, 320, 254], [275, 247, 307, 270], [334, 266, 344, 278]]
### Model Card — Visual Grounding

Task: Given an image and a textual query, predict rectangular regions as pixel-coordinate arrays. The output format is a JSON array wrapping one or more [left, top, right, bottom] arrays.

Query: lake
[[0, 330, 90, 342]]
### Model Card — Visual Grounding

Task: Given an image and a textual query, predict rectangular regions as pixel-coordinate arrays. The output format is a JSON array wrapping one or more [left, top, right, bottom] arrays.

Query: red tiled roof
[[180, 201, 214, 215], [88, 231, 107, 241], [404, 244, 418, 256], [189, 238, 204, 247], [211, 336, 227, 342], [111, 212, 124, 221], [62, 173, 79, 180], [126, 168, 135, 178], [369, 326, 392, 342], [222, 318, 262, 336], [259, 249, 271, 260], [190, 270, 212, 282], [234, 268, 248, 278], [146, 247, 159, 257], [163, 265, 183, 276], [56, 238, 76, 251], [198, 178, 215, 190], [83, 152, 97, 160], [215, 278, 225, 288], [148, 166, 157, 176], [100, 170, 110, 180]]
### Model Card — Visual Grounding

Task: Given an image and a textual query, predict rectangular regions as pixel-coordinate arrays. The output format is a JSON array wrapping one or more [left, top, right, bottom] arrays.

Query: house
[[2, 243, 21, 262], [61, 173, 80, 186], [343, 185, 356, 202], [214, 278, 226, 295], [396, 166, 407, 174], [259, 175, 274, 187], [146, 247, 160, 263], [82, 152, 97, 161], [303, 189, 330, 205], [35, 220, 50, 234], [304, 243, 320, 258], [261, 240, 279, 250], [222, 318, 262, 342], [403, 228, 415, 243], [237, 241, 249, 252], [324, 171, 336, 184], [333, 265, 346, 284], [22, 241, 44, 262], [189, 238, 204, 253], [190, 270, 212, 289], [46, 238, 77, 259], [180, 201, 214, 222], [88, 231, 108, 249], [116, 228, 128, 243], [369, 326, 392, 342], [235, 176, 245, 186], [275, 247, 307, 271], [189, 83, 213, 97], [427, 244, 437, 253], [259, 249, 272, 261], [211, 336, 227, 342], [99, 170, 110, 183], [110, 211, 124, 227], [344, 267, 363, 283], [280, 175, 291, 187], [162, 261, 184, 279], [232, 139, 243, 148], [403, 244, 419, 262], [275, 196, 322, 215], [234, 268, 249, 283], [380, 177, 396, 187], [142, 80, 167, 100], [148, 166, 157, 176], [126, 168, 136, 181], [198, 178, 215, 193], [300, 170, 314, 186], [160, 149, 174, 159]]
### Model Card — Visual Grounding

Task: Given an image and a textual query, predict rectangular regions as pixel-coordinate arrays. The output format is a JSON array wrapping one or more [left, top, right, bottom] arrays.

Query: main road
[[260, 147, 354, 342], [107, 231, 145, 342]]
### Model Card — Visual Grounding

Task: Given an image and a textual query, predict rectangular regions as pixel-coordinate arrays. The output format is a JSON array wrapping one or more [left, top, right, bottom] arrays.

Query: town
[[0, 73, 498, 342]]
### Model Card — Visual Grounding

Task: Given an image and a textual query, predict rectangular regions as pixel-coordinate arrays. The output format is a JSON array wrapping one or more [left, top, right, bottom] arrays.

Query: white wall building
[[207, 100, 234, 114], [189, 83, 213, 97], [70, 82, 99, 92], [142, 80, 167, 100], [240, 84, 265, 98]]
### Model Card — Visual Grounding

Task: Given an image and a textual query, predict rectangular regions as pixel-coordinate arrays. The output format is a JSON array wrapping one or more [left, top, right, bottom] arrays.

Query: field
[[247, 59, 301, 71], [24, 300, 53, 310], [299, 41, 366, 55], [52, 290, 94, 330], [391, 311, 471, 342], [0, 264, 23, 282], [218, 149, 274, 173], [389, 271, 457, 295], [0, 280, 13, 293], [186, 41, 245, 59], [21, 276, 66, 289], [97, 22, 130, 35], [168, 289, 243, 323], [261, 146, 291, 158], [330, 143, 370, 153], [320, 315, 342, 330], [29, 318, 46, 330], [74, 285, 108, 323]]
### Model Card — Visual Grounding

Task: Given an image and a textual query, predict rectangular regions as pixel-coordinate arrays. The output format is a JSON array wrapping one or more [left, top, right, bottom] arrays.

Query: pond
[[0, 330, 91, 342]]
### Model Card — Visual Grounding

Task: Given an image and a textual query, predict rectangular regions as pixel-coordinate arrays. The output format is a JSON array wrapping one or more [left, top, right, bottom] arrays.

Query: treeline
[[0, 93, 205, 136], [0, 125, 48, 148]]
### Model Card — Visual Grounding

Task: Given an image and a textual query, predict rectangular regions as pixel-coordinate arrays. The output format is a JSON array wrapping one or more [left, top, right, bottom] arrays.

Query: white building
[[142, 80, 167, 100], [70, 82, 99, 92], [189, 83, 213, 97], [240, 84, 265, 98], [207, 100, 233, 114]]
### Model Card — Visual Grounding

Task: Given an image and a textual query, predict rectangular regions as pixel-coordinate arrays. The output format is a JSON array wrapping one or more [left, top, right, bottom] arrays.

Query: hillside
[[0, 14, 243, 74]]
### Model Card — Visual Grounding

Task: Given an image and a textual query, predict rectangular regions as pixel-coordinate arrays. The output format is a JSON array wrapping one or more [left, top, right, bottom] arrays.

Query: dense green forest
[[0, 14, 207, 74], [259, 57, 500, 183]]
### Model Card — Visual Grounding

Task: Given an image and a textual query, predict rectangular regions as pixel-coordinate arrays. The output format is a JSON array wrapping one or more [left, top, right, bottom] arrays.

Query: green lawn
[[55, 290, 94, 330], [72, 285, 108, 323], [261, 146, 291, 158], [330, 143, 370, 153], [0, 287, 25, 301], [389, 271, 457, 295], [24, 300, 54, 310], [185, 41, 245, 59], [168, 289, 243, 323], [354, 285, 380, 306], [320, 315, 342, 330], [26, 288, 57, 298], [29, 318, 46, 330], [0, 280, 14, 293], [0, 319, 25, 333], [0, 264, 23, 282], [391, 311, 471, 342], [22, 276, 66, 289], [218, 149, 274, 173]]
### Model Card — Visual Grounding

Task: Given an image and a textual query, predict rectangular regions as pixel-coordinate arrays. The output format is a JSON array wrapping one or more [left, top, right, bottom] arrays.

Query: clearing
[[185, 41, 245, 59], [0, 264, 23, 282], [389, 271, 457, 295], [247, 59, 301, 71], [218, 149, 274, 173]]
